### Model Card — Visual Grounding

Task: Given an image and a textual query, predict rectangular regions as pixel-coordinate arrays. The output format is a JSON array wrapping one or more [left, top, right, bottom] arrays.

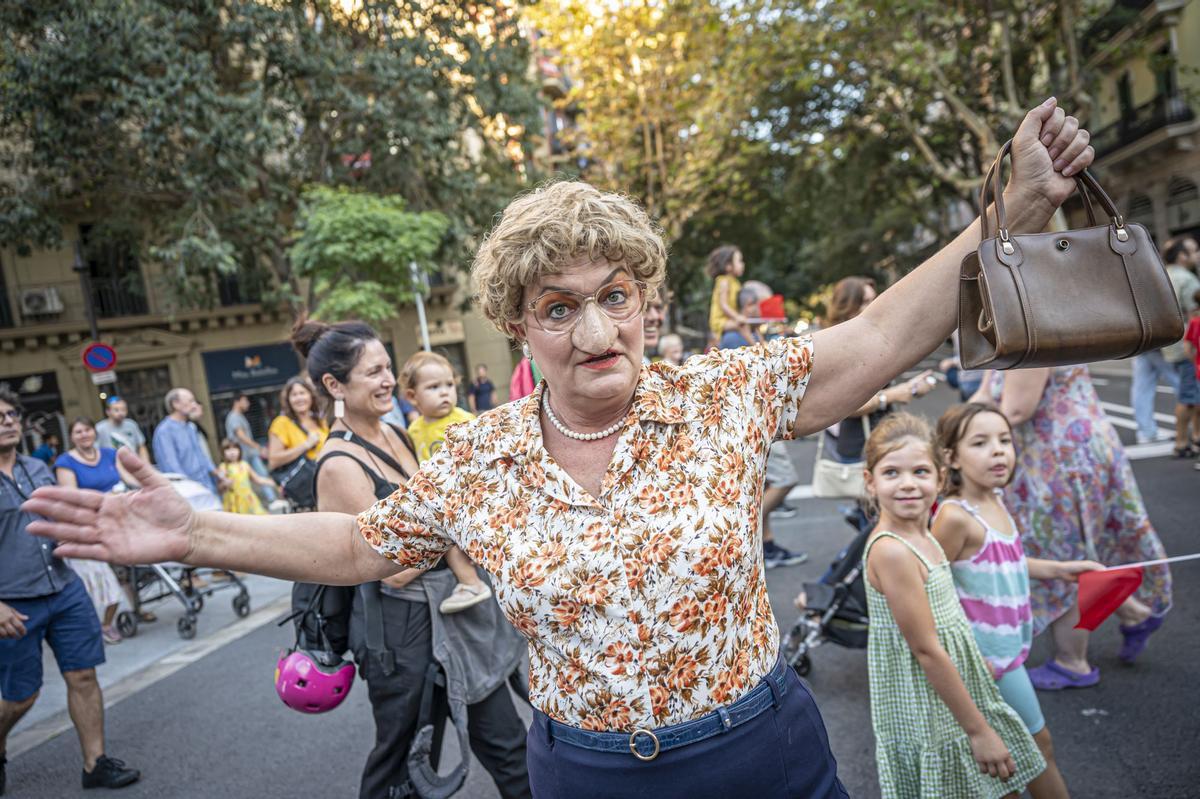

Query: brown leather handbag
[[959, 140, 1184, 369]]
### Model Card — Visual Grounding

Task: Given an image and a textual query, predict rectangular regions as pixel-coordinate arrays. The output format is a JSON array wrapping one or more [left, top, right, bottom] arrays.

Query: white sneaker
[[439, 582, 493, 614]]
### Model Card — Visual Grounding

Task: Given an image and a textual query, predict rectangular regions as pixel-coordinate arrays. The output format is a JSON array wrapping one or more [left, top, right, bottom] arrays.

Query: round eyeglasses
[[525, 279, 648, 334]]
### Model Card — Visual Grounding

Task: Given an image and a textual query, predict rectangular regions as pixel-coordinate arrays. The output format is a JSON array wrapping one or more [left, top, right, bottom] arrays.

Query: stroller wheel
[[177, 615, 198, 640], [232, 593, 251, 618], [115, 611, 138, 639], [792, 654, 812, 678]]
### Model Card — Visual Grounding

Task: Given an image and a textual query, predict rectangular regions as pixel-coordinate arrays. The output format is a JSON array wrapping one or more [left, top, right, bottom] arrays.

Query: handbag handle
[[978, 139, 1127, 246]]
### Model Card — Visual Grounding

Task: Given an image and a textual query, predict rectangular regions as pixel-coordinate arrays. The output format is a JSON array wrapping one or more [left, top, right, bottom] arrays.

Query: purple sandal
[[1027, 660, 1100, 691], [1118, 615, 1163, 663]]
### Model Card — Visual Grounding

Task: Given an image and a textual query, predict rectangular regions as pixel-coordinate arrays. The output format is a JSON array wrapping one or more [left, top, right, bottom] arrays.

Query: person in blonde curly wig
[[472, 181, 668, 334], [30, 101, 1099, 798]]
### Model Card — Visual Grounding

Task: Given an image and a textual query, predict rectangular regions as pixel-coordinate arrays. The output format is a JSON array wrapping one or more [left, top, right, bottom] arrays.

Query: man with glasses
[[0, 388, 139, 794]]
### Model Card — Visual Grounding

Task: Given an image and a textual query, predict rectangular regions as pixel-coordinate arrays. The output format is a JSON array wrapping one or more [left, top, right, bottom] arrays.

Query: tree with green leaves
[[526, 0, 780, 245], [290, 186, 448, 323], [529, 1, 1147, 328], [0, 0, 539, 315]]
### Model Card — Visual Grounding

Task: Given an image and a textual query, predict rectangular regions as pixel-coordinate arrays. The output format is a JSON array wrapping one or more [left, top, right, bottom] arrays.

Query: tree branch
[[925, 59, 1000, 155], [995, 10, 1022, 115], [883, 86, 978, 195]]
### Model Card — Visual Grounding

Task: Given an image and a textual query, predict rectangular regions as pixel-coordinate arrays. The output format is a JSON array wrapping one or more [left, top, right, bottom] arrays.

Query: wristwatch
[[877, 391, 888, 412]]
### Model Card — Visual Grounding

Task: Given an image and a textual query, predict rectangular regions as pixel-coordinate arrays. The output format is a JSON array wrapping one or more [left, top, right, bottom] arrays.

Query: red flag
[[758, 294, 786, 320], [1075, 567, 1143, 631]]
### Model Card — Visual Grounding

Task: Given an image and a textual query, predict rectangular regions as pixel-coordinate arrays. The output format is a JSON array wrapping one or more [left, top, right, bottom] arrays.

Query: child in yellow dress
[[218, 439, 276, 515], [707, 245, 756, 350]]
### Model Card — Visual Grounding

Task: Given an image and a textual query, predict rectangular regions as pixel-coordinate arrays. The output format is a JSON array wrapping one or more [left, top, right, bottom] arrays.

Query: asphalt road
[[7, 365, 1198, 798]]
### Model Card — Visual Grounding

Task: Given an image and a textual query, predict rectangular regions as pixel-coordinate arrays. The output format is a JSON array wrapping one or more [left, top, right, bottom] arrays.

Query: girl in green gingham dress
[[862, 414, 1045, 799]]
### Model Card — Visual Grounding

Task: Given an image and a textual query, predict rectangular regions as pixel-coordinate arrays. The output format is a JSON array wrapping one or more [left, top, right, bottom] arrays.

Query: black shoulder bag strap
[[317, 436, 407, 677], [408, 662, 469, 799], [357, 581, 394, 676]]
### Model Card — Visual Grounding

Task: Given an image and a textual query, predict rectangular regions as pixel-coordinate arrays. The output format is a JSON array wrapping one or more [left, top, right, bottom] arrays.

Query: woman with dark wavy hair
[[293, 318, 529, 799]]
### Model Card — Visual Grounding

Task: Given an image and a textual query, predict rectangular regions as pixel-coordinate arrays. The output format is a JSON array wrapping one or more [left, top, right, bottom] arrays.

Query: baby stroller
[[779, 507, 871, 676], [113, 475, 251, 641]]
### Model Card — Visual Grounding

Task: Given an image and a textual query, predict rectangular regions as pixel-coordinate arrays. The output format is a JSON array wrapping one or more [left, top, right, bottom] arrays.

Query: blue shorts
[[1175, 359, 1200, 406], [996, 664, 1045, 735], [0, 576, 105, 702]]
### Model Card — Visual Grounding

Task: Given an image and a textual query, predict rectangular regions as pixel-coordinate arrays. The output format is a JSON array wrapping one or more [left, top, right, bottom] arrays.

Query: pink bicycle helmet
[[274, 648, 355, 713]]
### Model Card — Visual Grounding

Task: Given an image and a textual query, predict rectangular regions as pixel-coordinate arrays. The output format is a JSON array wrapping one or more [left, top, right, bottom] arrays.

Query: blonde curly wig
[[471, 181, 668, 333]]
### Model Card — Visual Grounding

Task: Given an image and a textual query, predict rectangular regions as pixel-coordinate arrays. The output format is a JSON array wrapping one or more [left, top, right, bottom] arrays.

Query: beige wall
[[1178, 1, 1200, 76], [1, 242, 518, 449], [1090, 2, 1199, 130]]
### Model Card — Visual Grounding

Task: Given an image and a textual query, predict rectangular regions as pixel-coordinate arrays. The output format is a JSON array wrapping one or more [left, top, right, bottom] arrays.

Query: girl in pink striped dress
[[933, 403, 1102, 799]]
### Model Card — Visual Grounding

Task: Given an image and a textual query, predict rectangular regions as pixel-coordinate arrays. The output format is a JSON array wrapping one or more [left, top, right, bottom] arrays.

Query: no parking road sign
[[82, 342, 118, 373]]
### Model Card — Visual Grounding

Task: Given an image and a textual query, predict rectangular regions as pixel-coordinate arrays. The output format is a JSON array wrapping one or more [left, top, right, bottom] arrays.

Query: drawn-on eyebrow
[[538, 268, 627, 294]]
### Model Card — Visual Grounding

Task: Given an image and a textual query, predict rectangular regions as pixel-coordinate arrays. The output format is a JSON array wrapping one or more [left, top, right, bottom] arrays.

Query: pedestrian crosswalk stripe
[[1099, 400, 1175, 425], [1089, 377, 1174, 395]]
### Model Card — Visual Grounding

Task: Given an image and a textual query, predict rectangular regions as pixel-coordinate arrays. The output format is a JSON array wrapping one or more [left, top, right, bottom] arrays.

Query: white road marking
[[8, 595, 292, 759], [787, 484, 814, 501], [791, 401, 1178, 505], [1090, 376, 1174, 394], [1099, 400, 1175, 425], [1122, 441, 1176, 459]]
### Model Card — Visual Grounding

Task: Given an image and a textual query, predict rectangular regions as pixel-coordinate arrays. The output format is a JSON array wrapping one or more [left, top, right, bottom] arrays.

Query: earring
[[333, 398, 345, 419], [521, 341, 532, 360]]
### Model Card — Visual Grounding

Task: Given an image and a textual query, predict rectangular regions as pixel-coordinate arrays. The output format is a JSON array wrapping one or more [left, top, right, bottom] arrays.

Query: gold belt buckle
[[629, 728, 660, 761]]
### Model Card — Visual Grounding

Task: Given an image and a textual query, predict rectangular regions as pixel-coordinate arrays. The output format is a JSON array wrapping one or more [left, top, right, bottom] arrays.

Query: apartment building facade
[[0, 230, 515, 454], [1081, 0, 1200, 244]]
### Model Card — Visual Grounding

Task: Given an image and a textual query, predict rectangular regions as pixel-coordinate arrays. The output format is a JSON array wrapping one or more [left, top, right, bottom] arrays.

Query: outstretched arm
[[1027, 558, 1103, 581], [797, 99, 1093, 435], [23, 449, 399, 586]]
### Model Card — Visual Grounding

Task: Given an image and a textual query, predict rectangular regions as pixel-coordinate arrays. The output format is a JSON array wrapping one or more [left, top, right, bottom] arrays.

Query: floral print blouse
[[358, 335, 815, 731]]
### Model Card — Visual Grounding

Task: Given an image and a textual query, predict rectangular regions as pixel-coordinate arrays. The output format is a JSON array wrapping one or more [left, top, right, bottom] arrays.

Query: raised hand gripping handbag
[[959, 140, 1184, 370]]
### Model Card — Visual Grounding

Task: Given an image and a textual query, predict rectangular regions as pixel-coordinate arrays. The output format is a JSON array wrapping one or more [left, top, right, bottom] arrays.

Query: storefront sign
[[202, 343, 302, 395], [419, 319, 465, 346]]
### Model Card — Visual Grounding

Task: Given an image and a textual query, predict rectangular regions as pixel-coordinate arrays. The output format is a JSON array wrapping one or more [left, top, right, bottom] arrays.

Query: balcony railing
[[1092, 93, 1195, 158], [91, 275, 149, 318], [1083, 0, 1155, 55], [10, 278, 147, 326]]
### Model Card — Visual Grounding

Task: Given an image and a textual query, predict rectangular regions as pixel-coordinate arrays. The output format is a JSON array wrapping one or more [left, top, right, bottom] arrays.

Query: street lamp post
[[74, 238, 121, 408], [410, 260, 431, 353], [73, 240, 100, 342]]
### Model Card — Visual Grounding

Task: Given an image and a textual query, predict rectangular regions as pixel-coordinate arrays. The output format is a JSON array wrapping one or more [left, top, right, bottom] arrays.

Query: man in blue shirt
[[152, 387, 226, 497], [468, 364, 496, 413], [0, 388, 140, 792]]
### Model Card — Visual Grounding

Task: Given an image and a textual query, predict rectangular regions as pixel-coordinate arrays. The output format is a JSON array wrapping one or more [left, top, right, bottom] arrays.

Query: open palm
[[24, 448, 195, 565]]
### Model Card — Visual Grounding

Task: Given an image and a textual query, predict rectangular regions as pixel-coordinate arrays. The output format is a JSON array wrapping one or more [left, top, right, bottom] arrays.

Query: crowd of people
[[0, 97, 1189, 799]]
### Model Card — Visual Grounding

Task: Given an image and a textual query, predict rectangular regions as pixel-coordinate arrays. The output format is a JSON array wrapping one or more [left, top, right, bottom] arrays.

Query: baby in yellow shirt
[[401, 351, 493, 614]]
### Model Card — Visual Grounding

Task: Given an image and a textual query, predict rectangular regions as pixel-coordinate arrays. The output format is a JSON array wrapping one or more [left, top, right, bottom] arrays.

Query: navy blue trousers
[[526, 668, 849, 798]]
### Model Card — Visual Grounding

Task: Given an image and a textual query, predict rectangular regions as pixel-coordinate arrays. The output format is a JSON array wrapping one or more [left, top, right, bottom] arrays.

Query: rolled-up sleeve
[[356, 447, 457, 571], [742, 335, 815, 441]]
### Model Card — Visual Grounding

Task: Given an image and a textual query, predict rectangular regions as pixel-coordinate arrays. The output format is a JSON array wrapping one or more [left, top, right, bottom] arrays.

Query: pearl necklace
[[543, 392, 626, 441]]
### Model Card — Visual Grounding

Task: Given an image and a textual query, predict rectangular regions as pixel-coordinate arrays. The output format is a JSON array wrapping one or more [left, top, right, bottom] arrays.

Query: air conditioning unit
[[19, 287, 65, 316]]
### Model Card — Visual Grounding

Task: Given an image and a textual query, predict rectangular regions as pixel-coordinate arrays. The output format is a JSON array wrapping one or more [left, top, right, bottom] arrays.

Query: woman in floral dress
[[980, 366, 1170, 690]]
